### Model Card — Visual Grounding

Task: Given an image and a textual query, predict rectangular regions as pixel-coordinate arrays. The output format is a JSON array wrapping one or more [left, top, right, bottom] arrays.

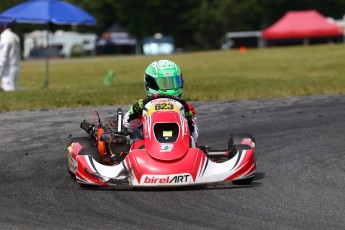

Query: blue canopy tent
[[0, 0, 96, 88]]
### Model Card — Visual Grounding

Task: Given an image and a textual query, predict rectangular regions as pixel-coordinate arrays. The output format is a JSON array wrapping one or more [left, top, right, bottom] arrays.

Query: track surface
[[0, 94, 344, 229]]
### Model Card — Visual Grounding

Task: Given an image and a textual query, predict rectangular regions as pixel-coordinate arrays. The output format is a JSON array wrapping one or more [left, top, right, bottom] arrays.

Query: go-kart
[[67, 94, 256, 187]]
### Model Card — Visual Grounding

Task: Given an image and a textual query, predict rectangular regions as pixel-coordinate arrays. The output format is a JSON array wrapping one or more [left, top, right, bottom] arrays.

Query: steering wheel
[[142, 94, 191, 114], [142, 94, 194, 132]]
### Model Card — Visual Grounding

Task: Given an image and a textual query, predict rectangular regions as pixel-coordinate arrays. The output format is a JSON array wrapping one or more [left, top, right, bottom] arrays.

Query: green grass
[[1, 44, 345, 111]]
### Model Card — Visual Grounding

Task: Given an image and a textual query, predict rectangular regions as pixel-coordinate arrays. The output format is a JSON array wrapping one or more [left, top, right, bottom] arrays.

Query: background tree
[[1, 0, 345, 51]]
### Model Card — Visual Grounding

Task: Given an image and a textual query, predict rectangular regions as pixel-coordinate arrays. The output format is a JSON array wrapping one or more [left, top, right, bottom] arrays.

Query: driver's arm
[[128, 99, 144, 122], [123, 110, 143, 130], [123, 99, 144, 130]]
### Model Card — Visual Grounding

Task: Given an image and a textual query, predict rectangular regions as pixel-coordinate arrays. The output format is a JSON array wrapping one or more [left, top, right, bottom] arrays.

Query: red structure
[[262, 10, 342, 40]]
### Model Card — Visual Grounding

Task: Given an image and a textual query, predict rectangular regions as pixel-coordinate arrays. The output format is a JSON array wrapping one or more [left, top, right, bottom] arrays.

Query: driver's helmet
[[144, 60, 183, 97]]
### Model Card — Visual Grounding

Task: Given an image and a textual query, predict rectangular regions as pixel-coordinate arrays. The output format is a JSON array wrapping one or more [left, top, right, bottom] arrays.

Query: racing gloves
[[128, 99, 144, 122], [127, 98, 195, 134], [185, 110, 195, 133]]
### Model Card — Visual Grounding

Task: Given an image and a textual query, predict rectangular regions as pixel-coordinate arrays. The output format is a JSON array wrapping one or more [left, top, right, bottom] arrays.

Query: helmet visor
[[155, 75, 183, 90]]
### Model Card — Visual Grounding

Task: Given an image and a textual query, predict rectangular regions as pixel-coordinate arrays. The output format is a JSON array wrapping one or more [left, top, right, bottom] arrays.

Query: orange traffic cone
[[239, 45, 247, 53]]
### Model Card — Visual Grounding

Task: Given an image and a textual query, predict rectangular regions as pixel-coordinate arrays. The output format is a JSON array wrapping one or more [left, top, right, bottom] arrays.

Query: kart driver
[[123, 59, 199, 146]]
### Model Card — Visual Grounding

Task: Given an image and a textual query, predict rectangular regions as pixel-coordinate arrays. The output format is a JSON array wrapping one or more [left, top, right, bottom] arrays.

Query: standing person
[[123, 59, 199, 146], [0, 22, 20, 91]]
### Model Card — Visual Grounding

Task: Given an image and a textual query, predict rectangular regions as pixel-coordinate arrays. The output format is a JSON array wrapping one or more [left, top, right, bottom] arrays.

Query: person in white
[[0, 22, 21, 91]]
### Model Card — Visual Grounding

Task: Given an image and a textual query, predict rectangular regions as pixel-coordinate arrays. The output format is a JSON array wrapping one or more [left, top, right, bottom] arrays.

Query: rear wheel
[[76, 147, 102, 188], [228, 134, 255, 185], [67, 137, 98, 177], [78, 147, 101, 163], [79, 183, 98, 189], [67, 137, 93, 148], [228, 133, 255, 159], [231, 145, 255, 185]]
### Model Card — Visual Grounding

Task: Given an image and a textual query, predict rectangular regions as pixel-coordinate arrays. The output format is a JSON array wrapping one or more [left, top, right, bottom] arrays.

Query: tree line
[[2, 0, 345, 51]]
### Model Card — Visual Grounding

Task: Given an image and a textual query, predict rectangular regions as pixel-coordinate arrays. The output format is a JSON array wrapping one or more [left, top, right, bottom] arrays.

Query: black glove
[[127, 113, 138, 122], [185, 110, 194, 133], [188, 120, 194, 133]]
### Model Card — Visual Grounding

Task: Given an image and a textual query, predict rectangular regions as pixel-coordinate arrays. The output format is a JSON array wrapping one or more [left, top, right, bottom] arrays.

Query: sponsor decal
[[160, 144, 173, 152], [146, 100, 180, 116], [142, 174, 191, 185], [155, 102, 174, 111]]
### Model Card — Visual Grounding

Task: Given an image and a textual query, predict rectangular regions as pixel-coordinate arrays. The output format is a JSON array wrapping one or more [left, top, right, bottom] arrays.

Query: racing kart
[[67, 94, 256, 188]]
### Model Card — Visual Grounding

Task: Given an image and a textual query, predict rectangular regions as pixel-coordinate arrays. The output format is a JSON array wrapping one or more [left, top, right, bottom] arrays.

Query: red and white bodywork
[[67, 97, 256, 187]]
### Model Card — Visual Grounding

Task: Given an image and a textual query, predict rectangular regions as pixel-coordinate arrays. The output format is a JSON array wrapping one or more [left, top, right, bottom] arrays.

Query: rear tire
[[229, 134, 256, 185], [67, 136, 93, 148], [228, 133, 255, 159], [230, 133, 255, 145], [76, 147, 102, 188], [67, 137, 94, 176], [78, 147, 101, 163], [68, 169, 75, 178], [79, 183, 98, 189], [77, 148, 100, 189]]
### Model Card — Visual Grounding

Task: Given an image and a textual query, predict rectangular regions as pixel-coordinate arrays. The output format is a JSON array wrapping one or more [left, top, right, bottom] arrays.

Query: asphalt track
[[0, 94, 344, 229]]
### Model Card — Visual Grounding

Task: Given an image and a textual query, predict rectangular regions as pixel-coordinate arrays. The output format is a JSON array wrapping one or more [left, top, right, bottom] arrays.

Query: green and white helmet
[[144, 60, 183, 97]]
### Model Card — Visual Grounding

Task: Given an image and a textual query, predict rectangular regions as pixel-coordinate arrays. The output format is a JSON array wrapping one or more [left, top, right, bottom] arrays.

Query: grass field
[[1, 44, 345, 111]]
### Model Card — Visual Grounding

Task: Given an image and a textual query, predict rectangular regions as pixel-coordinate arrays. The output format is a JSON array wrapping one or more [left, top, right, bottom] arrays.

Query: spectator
[[0, 21, 20, 91]]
